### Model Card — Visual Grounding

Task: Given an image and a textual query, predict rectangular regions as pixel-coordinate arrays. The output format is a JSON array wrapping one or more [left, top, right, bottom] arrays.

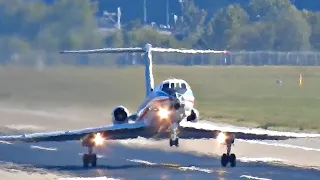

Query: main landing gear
[[169, 122, 179, 147], [82, 146, 97, 168], [81, 134, 99, 168], [220, 133, 236, 167]]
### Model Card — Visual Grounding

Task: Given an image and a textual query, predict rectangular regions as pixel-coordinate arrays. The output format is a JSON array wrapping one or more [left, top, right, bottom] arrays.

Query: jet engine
[[112, 106, 129, 124], [186, 108, 199, 122]]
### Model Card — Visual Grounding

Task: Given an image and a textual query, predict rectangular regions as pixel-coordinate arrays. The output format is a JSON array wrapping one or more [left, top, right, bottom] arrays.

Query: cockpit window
[[162, 82, 173, 95], [161, 81, 188, 95], [181, 83, 187, 89], [163, 83, 169, 89]]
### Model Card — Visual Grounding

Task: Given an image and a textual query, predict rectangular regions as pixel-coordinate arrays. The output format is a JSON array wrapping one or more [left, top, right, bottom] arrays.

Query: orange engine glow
[[92, 133, 105, 146]]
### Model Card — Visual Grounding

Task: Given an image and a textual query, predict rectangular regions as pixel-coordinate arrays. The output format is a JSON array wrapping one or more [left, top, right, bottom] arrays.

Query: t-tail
[[143, 44, 154, 96], [60, 43, 229, 97]]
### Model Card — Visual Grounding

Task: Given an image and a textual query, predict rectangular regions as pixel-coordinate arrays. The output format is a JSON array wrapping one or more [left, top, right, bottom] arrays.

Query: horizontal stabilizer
[[60, 47, 145, 54], [60, 44, 229, 55], [152, 47, 229, 54]]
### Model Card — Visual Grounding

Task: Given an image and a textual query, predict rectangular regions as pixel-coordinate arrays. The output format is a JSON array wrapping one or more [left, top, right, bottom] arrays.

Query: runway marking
[[128, 159, 156, 165], [0, 108, 80, 121], [59, 177, 120, 180], [238, 157, 286, 163], [237, 139, 320, 152], [0, 140, 13, 145], [128, 159, 213, 173], [5, 124, 44, 131], [30, 145, 57, 151], [240, 175, 272, 180], [117, 138, 154, 145]]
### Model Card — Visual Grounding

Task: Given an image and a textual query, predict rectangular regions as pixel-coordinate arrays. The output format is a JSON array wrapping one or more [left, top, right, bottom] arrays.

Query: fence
[[2, 51, 320, 67]]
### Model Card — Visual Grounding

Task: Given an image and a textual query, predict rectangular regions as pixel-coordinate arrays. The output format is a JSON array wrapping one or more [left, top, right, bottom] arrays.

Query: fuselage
[[136, 78, 195, 125]]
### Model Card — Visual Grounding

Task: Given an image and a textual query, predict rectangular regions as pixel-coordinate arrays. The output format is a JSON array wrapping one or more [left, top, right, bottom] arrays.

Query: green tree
[[105, 30, 124, 48], [245, 0, 311, 51], [229, 22, 275, 50], [303, 10, 320, 50], [175, 1, 207, 47], [201, 4, 249, 49]]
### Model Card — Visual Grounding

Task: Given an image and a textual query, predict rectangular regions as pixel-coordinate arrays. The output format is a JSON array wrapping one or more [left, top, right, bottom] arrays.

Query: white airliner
[[0, 44, 319, 168]]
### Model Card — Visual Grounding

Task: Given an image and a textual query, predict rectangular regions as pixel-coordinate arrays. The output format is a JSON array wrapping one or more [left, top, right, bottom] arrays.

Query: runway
[[0, 139, 319, 180]]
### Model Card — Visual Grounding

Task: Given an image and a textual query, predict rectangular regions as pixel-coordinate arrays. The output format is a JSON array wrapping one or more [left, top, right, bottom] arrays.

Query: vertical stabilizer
[[143, 44, 155, 97]]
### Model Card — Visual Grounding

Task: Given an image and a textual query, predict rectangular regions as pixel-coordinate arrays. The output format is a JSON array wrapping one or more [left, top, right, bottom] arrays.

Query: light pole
[[144, 0, 147, 24], [166, 0, 169, 27]]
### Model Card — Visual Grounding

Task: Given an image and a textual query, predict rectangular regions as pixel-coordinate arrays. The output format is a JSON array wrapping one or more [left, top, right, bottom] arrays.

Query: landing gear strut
[[81, 134, 98, 168], [220, 133, 236, 167], [169, 122, 179, 147]]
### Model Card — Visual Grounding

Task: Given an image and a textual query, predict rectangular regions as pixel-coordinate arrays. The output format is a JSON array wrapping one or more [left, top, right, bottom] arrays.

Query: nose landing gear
[[169, 138, 179, 147], [169, 122, 179, 147]]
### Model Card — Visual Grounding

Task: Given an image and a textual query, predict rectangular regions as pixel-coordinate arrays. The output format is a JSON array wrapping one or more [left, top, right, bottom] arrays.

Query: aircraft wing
[[178, 120, 320, 141], [0, 121, 157, 143]]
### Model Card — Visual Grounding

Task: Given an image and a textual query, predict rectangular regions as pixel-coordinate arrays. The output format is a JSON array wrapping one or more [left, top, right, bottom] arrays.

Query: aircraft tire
[[229, 153, 236, 167], [91, 154, 97, 167], [175, 138, 179, 147], [83, 154, 90, 168], [221, 153, 228, 167]]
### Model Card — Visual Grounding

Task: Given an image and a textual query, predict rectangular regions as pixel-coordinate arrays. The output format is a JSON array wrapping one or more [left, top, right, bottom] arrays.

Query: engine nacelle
[[112, 105, 129, 124], [186, 108, 199, 122]]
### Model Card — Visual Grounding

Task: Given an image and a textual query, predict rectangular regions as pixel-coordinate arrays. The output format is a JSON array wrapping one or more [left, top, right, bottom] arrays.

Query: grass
[[0, 65, 319, 132]]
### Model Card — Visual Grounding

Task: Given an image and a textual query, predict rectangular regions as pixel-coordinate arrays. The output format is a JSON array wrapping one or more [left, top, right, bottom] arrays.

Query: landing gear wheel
[[169, 138, 179, 147], [82, 154, 97, 168], [174, 138, 179, 147], [83, 154, 90, 168], [221, 153, 228, 167], [220, 153, 237, 167], [91, 154, 97, 167], [229, 153, 236, 167]]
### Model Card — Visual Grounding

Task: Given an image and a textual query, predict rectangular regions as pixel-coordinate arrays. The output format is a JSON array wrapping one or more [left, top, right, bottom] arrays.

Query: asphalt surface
[[0, 140, 319, 180]]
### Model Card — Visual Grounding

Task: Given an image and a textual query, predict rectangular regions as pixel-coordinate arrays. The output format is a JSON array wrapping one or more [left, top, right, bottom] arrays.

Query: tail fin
[[60, 44, 229, 97], [143, 44, 154, 97]]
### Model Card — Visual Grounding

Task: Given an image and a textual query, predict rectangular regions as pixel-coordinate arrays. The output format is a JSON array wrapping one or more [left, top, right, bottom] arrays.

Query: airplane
[[0, 43, 319, 168]]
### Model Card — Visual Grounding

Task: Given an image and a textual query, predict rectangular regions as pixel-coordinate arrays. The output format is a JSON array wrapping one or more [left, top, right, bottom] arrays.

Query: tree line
[[0, 0, 319, 66]]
